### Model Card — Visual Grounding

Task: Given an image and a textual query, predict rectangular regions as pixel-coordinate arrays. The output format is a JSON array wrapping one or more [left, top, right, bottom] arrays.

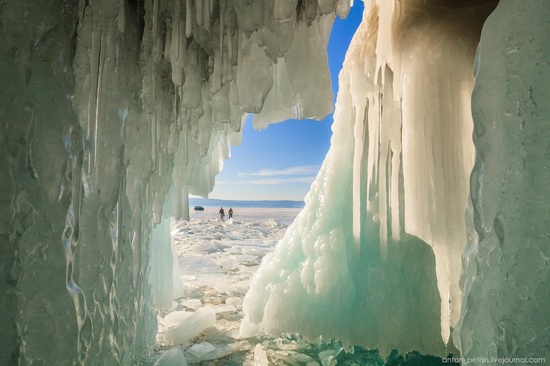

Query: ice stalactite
[[243, 0, 497, 356], [0, 0, 347, 363], [455, 1, 550, 363]]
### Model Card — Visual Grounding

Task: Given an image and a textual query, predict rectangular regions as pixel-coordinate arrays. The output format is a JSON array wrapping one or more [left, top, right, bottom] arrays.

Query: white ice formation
[[243, 0, 550, 362], [2, 0, 550, 364], [0, 0, 347, 364]]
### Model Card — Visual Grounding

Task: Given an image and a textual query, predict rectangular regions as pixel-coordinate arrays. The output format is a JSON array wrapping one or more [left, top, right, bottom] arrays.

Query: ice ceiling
[[1, 0, 549, 365]]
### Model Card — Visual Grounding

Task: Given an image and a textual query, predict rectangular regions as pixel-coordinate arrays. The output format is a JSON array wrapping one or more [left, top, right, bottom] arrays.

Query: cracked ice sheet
[[171, 207, 301, 304], [160, 208, 301, 362]]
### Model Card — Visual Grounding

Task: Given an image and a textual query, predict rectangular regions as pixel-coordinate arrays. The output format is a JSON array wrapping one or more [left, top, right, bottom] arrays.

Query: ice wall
[[243, 0, 497, 356], [0, 0, 347, 363], [455, 1, 550, 363], [0, 2, 81, 363]]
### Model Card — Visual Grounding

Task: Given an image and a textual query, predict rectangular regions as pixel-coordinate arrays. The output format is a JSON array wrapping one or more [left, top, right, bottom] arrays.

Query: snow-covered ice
[[156, 208, 302, 363], [155, 207, 460, 365]]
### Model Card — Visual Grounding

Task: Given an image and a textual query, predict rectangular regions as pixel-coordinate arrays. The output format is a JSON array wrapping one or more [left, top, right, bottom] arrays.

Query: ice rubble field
[[173, 208, 298, 293], [152, 208, 458, 366], [156, 208, 302, 364]]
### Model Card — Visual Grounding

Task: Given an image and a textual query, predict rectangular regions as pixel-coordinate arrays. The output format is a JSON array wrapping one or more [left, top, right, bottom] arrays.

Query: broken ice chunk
[[187, 342, 216, 358], [161, 311, 193, 327], [184, 342, 246, 364], [207, 304, 236, 314], [254, 344, 269, 366], [161, 307, 216, 346], [291, 352, 319, 364], [181, 299, 202, 310], [239, 317, 259, 338], [232, 254, 257, 263], [154, 347, 188, 366], [191, 242, 219, 253], [318, 349, 338, 366], [225, 297, 242, 307]]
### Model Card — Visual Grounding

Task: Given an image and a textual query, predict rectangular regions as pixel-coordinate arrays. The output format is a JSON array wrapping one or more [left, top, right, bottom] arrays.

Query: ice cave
[[1, 0, 549, 365]]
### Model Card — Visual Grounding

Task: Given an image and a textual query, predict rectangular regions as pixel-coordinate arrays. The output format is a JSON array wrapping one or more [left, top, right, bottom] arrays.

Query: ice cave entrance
[[154, 0, 503, 364], [10, 0, 550, 365]]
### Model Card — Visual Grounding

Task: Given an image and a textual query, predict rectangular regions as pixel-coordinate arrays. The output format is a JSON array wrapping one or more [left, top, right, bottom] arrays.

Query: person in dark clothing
[[228, 208, 233, 219], [219, 207, 225, 220]]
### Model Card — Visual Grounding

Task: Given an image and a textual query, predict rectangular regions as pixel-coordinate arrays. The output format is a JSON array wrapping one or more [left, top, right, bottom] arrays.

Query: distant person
[[219, 207, 225, 220], [228, 208, 233, 219]]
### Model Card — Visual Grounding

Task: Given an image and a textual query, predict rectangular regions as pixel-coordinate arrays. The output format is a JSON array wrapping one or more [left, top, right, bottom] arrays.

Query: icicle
[[220, 0, 225, 57], [227, 29, 233, 63], [212, 49, 222, 93], [195, 0, 203, 28], [170, 0, 187, 86], [152, 0, 160, 41], [273, 0, 297, 22], [352, 96, 367, 256], [203, 0, 210, 30], [378, 94, 389, 260], [186, 0, 192, 37], [164, 18, 172, 61], [117, 0, 126, 32], [222, 48, 230, 83], [151, 113, 157, 167], [91, 31, 107, 185], [86, 29, 102, 175], [171, 2, 179, 60]]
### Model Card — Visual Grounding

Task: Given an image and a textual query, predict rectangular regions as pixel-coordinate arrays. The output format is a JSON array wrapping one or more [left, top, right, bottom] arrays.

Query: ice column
[[243, 0, 496, 354], [455, 1, 550, 362]]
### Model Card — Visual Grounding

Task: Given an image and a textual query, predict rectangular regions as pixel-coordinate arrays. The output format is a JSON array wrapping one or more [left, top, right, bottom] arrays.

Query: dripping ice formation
[[1, 0, 550, 365], [242, 0, 491, 354], [1, 0, 346, 363], [243, 0, 550, 361]]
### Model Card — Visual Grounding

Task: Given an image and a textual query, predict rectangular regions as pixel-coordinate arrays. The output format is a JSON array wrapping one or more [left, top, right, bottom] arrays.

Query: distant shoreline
[[189, 198, 305, 209]]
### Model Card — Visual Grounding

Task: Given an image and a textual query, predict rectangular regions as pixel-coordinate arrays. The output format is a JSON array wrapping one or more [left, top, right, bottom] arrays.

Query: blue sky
[[208, 3, 364, 201]]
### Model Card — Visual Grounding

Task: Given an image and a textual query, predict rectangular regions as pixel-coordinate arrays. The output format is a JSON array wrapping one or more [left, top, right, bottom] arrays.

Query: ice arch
[[1, 0, 550, 365]]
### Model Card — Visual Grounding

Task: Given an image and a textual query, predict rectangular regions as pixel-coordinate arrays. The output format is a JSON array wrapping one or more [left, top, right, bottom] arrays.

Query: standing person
[[219, 207, 225, 220], [228, 208, 233, 219]]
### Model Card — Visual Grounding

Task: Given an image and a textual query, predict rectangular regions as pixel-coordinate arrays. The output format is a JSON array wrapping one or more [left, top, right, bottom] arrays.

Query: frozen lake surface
[[172, 208, 301, 302], [188, 207, 302, 225], [156, 208, 325, 365], [152, 208, 453, 366]]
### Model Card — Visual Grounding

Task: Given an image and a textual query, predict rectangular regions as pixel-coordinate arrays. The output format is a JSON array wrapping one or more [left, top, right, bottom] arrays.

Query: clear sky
[[207, 3, 364, 201]]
